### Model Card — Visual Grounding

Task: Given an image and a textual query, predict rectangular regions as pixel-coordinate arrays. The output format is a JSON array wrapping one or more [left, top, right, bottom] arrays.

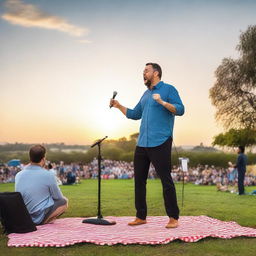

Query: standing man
[[229, 146, 247, 195], [15, 145, 68, 225], [110, 63, 185, 228]]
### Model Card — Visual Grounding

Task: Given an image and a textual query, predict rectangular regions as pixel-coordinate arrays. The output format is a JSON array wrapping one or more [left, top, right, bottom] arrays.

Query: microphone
[[110, 91, 118, 108]]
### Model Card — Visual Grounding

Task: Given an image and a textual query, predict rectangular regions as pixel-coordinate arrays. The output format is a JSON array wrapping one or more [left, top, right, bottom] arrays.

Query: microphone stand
[[82, 136, 116, 225], [182, 168, 185, 208]]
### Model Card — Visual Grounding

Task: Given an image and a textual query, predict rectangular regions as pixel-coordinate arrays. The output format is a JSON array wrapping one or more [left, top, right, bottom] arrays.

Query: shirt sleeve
[[168, 87, 185, 116], [48, 174, 64, 200], [126, 101, 142, 120]]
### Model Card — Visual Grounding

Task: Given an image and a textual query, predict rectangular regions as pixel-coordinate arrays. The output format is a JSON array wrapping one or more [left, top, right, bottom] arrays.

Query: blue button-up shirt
[[126, 81, 185, 147]]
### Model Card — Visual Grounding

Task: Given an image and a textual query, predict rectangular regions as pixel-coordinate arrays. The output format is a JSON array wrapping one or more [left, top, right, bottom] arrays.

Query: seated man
[[15, 145, 68, 225], [63, 171, 76, 185]]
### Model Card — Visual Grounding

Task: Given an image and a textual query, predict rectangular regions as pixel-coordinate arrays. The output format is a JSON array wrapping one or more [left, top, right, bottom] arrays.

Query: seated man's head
[[29, 145, 46, 166]]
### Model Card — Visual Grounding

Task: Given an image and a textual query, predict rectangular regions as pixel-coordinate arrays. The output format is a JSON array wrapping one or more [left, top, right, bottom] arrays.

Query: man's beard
[[144, 77, 152, 88]]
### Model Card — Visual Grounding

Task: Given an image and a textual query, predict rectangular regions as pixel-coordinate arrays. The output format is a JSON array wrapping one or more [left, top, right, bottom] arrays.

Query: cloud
[[1, 0, 89, 37]]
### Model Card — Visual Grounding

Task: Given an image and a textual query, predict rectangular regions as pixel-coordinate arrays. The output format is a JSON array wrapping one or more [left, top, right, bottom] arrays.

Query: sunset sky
[[1, 0, 256, 146]]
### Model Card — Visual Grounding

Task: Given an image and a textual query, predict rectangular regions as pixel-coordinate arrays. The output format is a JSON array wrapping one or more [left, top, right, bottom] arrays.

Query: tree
[[192, 143, 219, 152], [212, 128, 256, 148], [209, 25, 256, 129], [130, 133, 139, 140]]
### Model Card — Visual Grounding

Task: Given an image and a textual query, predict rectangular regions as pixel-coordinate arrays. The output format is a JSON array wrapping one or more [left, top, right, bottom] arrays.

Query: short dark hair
[[29, 145, 46, 163], [238, 146, 245, 153], [146, 63, 162, 79]]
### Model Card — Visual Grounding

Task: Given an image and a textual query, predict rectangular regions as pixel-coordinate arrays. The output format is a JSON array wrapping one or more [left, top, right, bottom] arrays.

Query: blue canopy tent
[[7, 159, 21, 167]]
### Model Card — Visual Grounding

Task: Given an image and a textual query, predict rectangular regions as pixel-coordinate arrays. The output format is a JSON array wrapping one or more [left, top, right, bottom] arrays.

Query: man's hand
[[109, 99, 127, 116], [152, 93, 177, 113], [110, 99, 120, 108], [153, 94, 164, 105]]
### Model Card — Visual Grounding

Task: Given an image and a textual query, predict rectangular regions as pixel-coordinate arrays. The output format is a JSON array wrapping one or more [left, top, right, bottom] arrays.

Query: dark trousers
[[134, 137, 179, 220], [238, 170, 245, 195]]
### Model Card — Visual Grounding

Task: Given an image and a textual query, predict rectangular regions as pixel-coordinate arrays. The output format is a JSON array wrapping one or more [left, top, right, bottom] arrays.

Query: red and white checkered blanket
[[7, 216, 256, 247]]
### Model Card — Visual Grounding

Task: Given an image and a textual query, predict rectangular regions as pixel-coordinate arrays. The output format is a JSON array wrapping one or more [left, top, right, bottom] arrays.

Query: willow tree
[[210, 25, 256, 130]]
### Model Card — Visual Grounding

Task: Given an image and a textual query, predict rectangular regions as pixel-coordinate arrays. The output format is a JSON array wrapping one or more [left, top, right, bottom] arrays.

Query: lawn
[[0, 179, 256, 256]]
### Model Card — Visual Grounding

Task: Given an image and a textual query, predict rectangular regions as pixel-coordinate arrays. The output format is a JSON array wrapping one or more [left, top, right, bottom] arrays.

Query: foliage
[[0, 143, 89, 152], [191, 143, 219, 152], [213, 128, 256, 148], [1, 149, 256, 168], [1, 137, 256, 167], [209, 25, 256, 130]]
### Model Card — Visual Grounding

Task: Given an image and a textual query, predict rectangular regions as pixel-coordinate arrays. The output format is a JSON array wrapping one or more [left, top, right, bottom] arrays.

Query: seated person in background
[[63, 170, 76, 185], [216, 182, 229, 192], [216, 182, 237, 193], [15, 145, 68, 225]]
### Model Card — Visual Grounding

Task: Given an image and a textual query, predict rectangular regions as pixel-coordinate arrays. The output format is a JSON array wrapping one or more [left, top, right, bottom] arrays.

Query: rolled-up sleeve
[[126, 102, 142, 120], [168, 87, 185, 116]]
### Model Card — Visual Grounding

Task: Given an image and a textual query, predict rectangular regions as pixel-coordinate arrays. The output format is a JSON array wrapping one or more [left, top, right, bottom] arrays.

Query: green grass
[[1, 180, 256, 256]]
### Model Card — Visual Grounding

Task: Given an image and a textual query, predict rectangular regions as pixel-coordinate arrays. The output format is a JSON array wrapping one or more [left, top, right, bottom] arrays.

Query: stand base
[[82, 218, 116, 225]]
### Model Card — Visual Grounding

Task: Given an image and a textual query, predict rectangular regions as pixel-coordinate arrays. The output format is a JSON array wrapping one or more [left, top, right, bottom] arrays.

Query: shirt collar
[[152, 81, 163, 90], [25, 164, 43, 169]]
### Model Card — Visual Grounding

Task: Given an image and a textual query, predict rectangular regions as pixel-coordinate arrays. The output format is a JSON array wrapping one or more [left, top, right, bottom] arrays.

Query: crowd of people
[[0, 165, 21, 183], [1, 159, 255, 187], [171, 165, 256, 187]]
